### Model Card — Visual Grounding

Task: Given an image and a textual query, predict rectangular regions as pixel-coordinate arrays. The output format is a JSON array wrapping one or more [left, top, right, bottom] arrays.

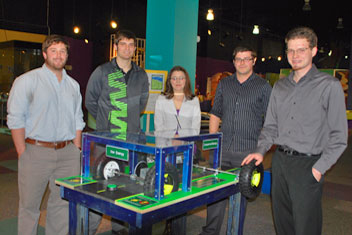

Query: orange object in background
[[210, 72, 232, 106]]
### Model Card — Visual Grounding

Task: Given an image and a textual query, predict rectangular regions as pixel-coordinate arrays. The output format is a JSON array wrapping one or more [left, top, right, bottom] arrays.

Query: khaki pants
[[18, 143, 80, 235]]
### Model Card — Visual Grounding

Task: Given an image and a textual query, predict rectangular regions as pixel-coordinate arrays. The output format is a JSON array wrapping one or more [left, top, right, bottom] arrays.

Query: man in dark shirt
[[242, 27, 347, 235], [85, 30, 149, 136], [200, 46, 272, 235], [85, 29, 149, 234]]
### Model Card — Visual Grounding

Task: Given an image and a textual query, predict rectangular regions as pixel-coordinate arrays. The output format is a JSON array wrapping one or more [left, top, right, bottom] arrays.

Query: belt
[[277, 145, 321, 157], [25, 138, 72, 150]]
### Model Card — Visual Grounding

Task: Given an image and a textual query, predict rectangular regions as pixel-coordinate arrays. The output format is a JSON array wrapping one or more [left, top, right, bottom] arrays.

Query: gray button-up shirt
[[256, 64, 347, 174]]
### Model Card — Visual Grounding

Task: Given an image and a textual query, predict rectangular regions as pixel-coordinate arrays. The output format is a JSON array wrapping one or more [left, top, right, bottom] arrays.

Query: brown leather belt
[[25, 138, 72, 150]]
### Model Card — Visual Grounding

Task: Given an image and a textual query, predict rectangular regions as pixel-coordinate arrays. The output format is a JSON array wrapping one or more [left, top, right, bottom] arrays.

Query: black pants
[[272, 149, 323, 235], [200, 151, 249, 235]]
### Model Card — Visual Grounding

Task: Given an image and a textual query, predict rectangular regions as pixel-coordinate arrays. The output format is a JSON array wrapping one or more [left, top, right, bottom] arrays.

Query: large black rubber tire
[[143, 162, 179, 197], [239, 160, 264, 199], [93, 153, 126, 180]]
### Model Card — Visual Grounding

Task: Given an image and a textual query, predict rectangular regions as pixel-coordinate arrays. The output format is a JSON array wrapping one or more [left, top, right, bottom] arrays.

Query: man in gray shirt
[[242, 27, 348, 235]]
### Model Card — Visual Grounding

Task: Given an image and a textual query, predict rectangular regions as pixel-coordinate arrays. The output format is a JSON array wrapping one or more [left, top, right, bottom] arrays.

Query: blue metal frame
[[81, 132, 223, 200], [227, 193, 246, 235], [59, 131, 249, 235], [61, 182, 242, 235], [174, 133, 222, 168]]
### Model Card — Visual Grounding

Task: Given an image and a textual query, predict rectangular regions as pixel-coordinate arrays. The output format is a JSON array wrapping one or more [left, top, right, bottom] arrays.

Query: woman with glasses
[[154, 65, 201, 135], [154, 65, 201, 234]]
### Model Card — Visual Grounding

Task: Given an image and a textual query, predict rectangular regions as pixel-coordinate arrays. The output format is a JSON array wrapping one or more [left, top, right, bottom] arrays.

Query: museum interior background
[[0, 0, 352, 234], [1, 1, 351, 126]]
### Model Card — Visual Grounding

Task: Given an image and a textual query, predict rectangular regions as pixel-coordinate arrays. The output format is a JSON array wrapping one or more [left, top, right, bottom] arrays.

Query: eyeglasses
[[234, 57, 253, 63], [286, 47, 310, 55], [118, 41, 135, 48], [171, 76, 185, 81]]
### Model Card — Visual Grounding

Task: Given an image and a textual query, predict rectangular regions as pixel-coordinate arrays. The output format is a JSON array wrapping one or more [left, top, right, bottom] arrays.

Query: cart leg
[[129, 225, 152, 235], [69, 201, 77, 235], [83, 206, 89, 235], [227, 193, 245, 235], [171, 214, 187, 235], [227, 195, 234, 234]]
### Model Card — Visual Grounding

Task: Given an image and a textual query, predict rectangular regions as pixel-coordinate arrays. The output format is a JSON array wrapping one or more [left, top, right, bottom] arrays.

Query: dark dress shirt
[[210, 73, 272, 152]]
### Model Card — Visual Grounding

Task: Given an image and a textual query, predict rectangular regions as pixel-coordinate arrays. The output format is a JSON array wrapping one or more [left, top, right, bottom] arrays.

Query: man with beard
[[7, 34, 85, 235]]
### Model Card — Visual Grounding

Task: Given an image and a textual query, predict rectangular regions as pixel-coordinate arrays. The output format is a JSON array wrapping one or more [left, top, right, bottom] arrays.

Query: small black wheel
[[134, 160, 148, 178], [143, 162, 179, 197], [239, 160, 264, 199], [93, 153, 126, 180]]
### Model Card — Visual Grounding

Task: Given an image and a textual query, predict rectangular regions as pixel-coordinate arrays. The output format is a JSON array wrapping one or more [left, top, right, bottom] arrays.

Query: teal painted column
[[145, 0, 199, 92]]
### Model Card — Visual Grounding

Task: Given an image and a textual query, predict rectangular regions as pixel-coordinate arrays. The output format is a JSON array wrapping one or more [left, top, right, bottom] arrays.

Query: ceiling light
[[208, 29, 212, 35], [84, 39, 89, 43], [253, 25, 259, 35], [302, 0, 311, 11], [337, 18, 344, 29], [110, 20, 118, 29], [206, 9, 214, 21], [73, 26, 80, 34]]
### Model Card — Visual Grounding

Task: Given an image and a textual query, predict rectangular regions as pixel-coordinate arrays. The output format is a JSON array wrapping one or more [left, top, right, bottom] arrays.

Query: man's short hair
[[285, 27, 318, 49], [114, 30, 137, 46], [42, 34, 70, 53], [232, 46, 257, 59]]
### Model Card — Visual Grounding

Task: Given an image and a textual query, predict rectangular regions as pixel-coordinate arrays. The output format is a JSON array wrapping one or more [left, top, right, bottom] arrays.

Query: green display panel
[[202, 138, 219, 150], [106, 145, 129, 161], [122, 195, 158, 208], [55, 175, 97, 189], [116, 172, 238, 211]]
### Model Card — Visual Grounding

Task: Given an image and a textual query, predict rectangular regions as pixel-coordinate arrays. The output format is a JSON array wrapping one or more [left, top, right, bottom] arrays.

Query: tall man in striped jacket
[[85, 29, 149, 235], [200, 46, 272, 235]]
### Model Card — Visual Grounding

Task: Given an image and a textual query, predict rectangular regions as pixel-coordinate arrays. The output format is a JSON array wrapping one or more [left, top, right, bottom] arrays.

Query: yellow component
[[69, 178, 80, 182], [251, 170, 261, 187], [346, 110, 352, 120], [163, 173, 174, 195], [164, 184, 174, 195]]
